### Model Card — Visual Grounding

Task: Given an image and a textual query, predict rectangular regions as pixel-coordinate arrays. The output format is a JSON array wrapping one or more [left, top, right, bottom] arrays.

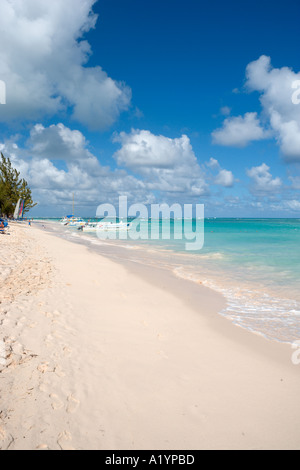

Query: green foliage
[[0, 153, 36, 217]]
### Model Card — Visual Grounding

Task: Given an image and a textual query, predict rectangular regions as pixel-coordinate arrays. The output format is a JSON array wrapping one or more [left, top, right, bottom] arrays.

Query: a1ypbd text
[[105, 454, 195, 466]]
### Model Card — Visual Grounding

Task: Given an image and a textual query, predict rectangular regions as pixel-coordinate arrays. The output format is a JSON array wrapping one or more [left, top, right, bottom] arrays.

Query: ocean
[[37, 218, 300, 344]]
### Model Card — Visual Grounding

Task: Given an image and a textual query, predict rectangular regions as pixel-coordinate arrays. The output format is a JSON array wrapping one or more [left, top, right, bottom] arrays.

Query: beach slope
[[0, 223, 300, 450]]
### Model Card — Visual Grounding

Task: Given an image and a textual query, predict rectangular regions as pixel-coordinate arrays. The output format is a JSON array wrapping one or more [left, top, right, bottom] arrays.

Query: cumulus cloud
[[212, 112, 269, 147], [0, 0, 131, 129], [270, 111, 300, 161], [206, 157, 220, 169], [246, 55, 300, 161], [113, 130, 206, 197], [212, 56, 300, 161], [27, 123, 94, 161], [0, 124, 241, 214], [0, 125, 219, 214], [205, 158, 235, 187], [0, 124, 149, 214], [113, 129, 209, 197], [113, 130, 197, 170], [247, 163, 282, 194], [215, 169, 234, 188]]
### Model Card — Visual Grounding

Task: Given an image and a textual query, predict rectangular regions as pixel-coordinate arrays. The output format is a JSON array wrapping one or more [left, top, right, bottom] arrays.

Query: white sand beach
[[0, 223, 300, 450]]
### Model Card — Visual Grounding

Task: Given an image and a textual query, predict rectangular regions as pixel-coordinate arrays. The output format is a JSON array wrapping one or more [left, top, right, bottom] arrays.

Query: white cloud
[[284, 200, 300, 211], [247, 163, 282, 194], [270, 111, 300, 161], [289, 176, 300, 190], [245, 55, 300, 161], [113, 130, 195, 170], [0, 0, 131, 129], [0, 125, 214, 213], [0, 124, 149, 212], [1, 125, 241, 214], [215, 169, 234, 188], [27, 123, 94, 161], [205, 158, 235, 187], [212, 56, 300, 161], [206, 157, 220, 169], [113, 129, 209, 197], [220, 106, 231, 116], [212, 112, 269, 147]]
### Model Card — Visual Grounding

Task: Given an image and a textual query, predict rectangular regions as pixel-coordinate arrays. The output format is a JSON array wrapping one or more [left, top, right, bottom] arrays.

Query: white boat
[[60, 216, 85, 227], [60, 215, 74, 225], [68, 218, 86, 227], [79, 221, 131, 232], [78, 222, 98, 232]]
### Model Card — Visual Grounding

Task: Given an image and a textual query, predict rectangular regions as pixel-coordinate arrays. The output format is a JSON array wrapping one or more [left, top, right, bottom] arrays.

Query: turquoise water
[[37, 218, 300, 343]]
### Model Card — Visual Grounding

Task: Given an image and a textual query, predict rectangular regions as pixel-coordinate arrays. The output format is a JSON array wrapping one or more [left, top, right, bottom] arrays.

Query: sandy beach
[[0, 222, 300, 450]]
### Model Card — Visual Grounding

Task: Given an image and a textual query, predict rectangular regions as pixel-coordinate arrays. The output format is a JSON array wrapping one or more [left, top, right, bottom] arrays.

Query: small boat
[[67, 218, 86, 227], [78, 221, 131, 232], [78, 222, 98, 232], [60, 215, 74, 225], [60, 215, 85, 227]]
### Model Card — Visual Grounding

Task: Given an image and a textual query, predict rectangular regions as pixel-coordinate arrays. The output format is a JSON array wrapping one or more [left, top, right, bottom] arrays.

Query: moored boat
[[78, 221, 131, 232], [60, 215, 86, 227]]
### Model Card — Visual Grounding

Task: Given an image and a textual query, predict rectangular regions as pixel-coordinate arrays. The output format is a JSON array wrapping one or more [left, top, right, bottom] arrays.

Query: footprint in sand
[[36, 444, 50, 450], [50, 394, 64, 410], [0, 426, 6, 441], [67, 395, 80, 414], [43, 312, 53, 319], [16, 316, 26, 326], [57, 431, 75, 450], [54, 365, 65, 378], [63, 345, 72, 357], [37, 362, 51, 374], [52, 331, 63, 340], [45, 334, 54, 348], [12, 342, 24, 355], [39, 382, 49, 393], [22, 417, 36, 431]]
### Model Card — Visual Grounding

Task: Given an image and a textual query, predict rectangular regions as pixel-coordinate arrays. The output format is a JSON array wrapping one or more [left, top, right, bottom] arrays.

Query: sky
[[0, 0, 299, 217]]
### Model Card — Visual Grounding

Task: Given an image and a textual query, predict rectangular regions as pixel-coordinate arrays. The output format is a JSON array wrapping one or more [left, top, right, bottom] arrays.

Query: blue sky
[[0, 0, 299, 217]]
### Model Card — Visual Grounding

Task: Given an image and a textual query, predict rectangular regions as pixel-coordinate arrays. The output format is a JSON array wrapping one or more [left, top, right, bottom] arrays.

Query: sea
[[35, 217, 300, 345]]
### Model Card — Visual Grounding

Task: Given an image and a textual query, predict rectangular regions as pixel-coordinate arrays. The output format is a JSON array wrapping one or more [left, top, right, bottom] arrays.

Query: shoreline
[[1, 223, 300, 449], [38, 219, 300, 345]]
